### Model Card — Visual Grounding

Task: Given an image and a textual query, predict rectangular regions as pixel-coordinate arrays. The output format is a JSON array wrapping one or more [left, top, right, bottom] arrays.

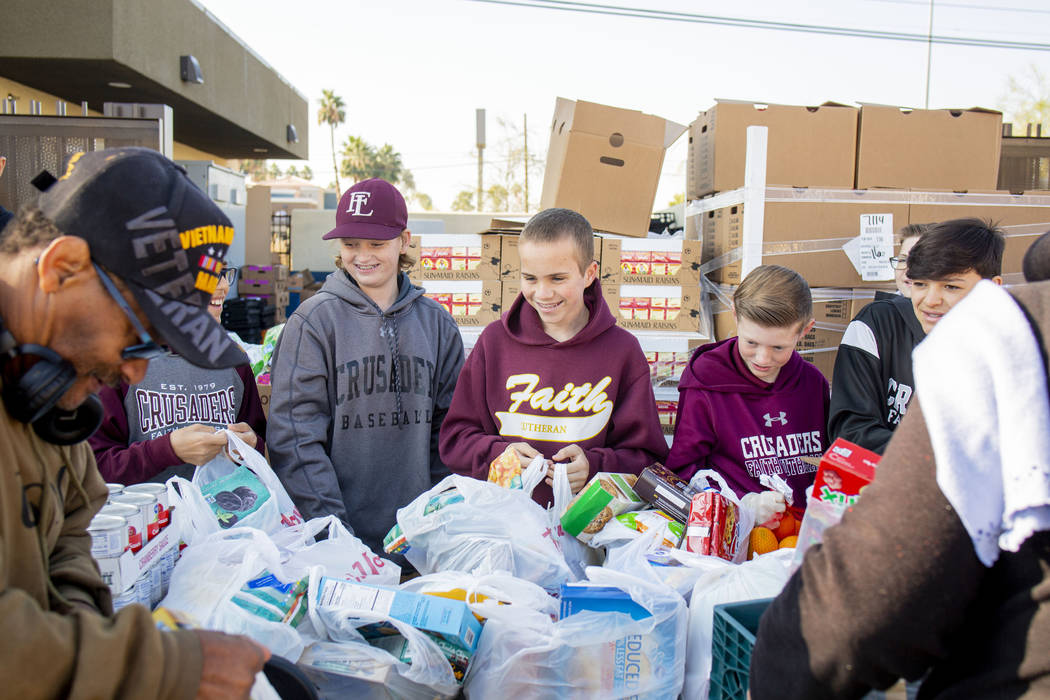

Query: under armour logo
[[763, 412, 787, 427], [346, 191, 374, 217]]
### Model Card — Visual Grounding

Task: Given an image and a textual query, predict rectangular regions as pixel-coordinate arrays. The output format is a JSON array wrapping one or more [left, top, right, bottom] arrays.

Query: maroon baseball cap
[[322, 178, 408, 240]]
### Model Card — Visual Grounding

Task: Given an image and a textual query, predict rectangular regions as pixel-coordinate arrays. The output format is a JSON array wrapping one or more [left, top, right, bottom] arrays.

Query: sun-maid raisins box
[[408, 234, 501, 281]]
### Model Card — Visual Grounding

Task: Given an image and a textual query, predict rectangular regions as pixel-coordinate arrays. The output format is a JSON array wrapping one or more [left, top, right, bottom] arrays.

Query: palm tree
[[317, 89, 346, 194]]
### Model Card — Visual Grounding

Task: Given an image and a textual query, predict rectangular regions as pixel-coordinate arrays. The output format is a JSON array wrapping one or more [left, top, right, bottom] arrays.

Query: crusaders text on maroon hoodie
[[439, 280, 668, 507], [665, 337, 830, 506]]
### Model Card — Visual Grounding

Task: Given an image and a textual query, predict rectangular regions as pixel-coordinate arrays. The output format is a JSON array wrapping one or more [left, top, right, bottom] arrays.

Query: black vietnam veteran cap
[[35, 147, 247, 369]]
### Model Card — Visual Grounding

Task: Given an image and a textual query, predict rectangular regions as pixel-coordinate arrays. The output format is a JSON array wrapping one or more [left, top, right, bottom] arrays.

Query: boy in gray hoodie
[[267, 179, 464, 562]]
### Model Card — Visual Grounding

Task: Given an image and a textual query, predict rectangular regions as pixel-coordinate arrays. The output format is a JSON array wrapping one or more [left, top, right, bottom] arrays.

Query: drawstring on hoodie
[[381, 315, 405, 429], [28, 439, 89, 611]]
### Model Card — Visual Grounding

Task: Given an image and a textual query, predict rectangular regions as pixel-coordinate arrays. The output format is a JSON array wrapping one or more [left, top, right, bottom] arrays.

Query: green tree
[[286, 165, 300, 178], [1001, 64, 1050, 133], [412, 192, 434, 211], [235, 159, 269, 182], [667, 192, 685, 207], [451, 190, 475, 212], [464, 116, 544, 212], [301, 165, 314, 181], [318, 89, 347, 193], [267, 162, 283, 180]]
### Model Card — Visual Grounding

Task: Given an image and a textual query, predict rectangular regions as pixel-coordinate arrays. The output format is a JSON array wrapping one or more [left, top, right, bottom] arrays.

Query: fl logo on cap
[[346, 191, 374, 217]]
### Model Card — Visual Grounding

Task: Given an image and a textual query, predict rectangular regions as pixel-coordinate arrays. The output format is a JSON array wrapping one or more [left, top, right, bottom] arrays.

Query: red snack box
[[813, 437, 879, 507], [684, 490, 740, 561]]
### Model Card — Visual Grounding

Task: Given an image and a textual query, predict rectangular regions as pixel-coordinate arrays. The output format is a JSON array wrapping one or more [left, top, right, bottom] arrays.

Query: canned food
[[106, 483, 124, 501], [124, 483, 170, 530], [112, 493, 160, 544], [100, 503, 145, 553], [135, 573, 152, 609], [112, 584, 137, 612], [88, 514, 128, 558], [149, 565, 164, 606]]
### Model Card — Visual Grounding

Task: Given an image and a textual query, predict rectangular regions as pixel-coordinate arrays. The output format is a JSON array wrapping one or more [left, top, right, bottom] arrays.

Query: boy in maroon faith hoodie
[[666, 265, 830, 509], [439, 208, 668, 507]]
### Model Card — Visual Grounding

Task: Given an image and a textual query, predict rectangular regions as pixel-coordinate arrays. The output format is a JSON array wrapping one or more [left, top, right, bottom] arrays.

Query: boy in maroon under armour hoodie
[[666, 265, 830, 508], [439, 208, 668, 508]]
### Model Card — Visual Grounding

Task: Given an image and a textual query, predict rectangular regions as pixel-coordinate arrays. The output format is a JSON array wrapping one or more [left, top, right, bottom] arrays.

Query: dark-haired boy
[[829, 218, 1004, 453], [439, 208, 668, 506]]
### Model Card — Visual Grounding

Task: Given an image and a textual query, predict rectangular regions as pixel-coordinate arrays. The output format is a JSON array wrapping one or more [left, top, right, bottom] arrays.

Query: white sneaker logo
[[346, 191, 374, 217], [763, 411, 787, 427]]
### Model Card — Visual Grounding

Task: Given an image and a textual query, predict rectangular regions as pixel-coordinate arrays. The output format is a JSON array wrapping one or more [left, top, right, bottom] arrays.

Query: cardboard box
[[422, 280, 501, 327], [95, 523, 178, 593], [908, 192, 1050, 280], [256, 382, 271, 418], [706, 196, 909, 288], [540, 97, 687, 237], [315, 577, 483, 652], [241, 264, 289, 284], [687, 100, 858, 199], [813, 438, 880, 506], [500, 234, 604, 280], [409, 234, 501, 281], [239, 278, 289, 298], [599, 238, 702, 286], [605, 284, 704, 332], [855, 105, 1002, 190]]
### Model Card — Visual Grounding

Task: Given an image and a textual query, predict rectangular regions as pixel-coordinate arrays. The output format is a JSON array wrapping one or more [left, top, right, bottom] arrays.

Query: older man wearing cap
[[268, 178, 464, 567], [0, 148, 267, 699]]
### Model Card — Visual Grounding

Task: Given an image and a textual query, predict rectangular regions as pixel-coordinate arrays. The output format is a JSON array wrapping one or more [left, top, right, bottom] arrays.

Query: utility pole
[[476, 108, 486, 212], [523, 113, 529, 212], [924, 0, 935, 109]]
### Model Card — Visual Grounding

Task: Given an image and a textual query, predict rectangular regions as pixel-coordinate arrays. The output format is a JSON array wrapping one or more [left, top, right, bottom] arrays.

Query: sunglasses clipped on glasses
[[92, 263, 168, 361]]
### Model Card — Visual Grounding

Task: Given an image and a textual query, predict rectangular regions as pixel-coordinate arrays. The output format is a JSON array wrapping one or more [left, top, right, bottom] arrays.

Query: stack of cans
[[89, 482, 177, 612]]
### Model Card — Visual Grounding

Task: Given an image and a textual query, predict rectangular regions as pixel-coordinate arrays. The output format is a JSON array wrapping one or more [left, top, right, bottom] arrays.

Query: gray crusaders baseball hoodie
[[267, 270, 464, 559]]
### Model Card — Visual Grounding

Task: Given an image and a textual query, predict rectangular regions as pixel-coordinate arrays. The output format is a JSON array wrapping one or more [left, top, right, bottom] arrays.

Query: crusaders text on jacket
[[439, 279, 668, 507]]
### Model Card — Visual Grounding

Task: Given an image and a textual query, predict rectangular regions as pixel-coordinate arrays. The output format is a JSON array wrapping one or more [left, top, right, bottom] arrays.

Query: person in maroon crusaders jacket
[[666, 265, 830, 509], [439, 208, 667, 506], [89, 268, 266, 485]]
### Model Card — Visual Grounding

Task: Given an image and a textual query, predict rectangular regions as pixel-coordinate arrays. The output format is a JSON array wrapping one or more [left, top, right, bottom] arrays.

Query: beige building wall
[[245, 185, 273, 266]]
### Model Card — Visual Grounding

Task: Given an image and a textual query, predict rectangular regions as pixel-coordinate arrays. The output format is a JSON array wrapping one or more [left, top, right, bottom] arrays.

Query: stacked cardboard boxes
[[238, 264, 290, 323]]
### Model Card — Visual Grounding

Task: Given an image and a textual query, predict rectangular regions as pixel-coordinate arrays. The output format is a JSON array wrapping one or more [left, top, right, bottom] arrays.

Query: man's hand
[[193, 630, 269, 700], [507, 441, 542, 470], [170, 425, 228, 466], [549, 444, 590, 494]]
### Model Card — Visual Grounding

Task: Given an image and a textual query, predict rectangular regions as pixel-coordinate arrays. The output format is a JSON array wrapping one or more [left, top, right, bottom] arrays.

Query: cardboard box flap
[[555, 97, 683, 147], [712, 98, 854, 111]]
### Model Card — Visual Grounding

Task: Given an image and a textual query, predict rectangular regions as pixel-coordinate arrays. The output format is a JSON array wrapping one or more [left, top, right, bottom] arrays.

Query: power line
[[465, 0, 1050, 51], [861, 0, 1050, 16]]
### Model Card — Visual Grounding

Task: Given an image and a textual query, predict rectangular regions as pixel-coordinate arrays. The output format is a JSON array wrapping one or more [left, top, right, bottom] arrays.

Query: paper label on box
[[842, 214, 894, 281], [318, 579, 395, 615]]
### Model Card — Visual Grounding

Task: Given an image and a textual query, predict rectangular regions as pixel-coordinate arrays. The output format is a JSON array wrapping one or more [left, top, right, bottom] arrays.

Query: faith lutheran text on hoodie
[[267, 271, 464, 558], [665, 337, 830, 506], [439, 280, 668, 507]]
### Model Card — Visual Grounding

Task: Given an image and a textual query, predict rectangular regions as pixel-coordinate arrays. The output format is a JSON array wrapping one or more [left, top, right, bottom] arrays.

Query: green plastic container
[[709, 598, 773, 700]]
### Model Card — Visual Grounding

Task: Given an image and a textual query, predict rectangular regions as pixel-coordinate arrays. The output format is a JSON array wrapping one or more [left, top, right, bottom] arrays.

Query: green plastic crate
[[709, 598, 773, 700]]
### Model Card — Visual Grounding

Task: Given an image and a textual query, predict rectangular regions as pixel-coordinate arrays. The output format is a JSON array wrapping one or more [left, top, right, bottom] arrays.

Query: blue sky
[[197, 0, 1050, 209]]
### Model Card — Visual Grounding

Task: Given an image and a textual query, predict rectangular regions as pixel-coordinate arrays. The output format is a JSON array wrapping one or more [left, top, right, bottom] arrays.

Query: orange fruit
[[748, 527, 780, 559], [793, 517, 802, 536], [778, 535, 798, 549], [773, 511, 796, 541]]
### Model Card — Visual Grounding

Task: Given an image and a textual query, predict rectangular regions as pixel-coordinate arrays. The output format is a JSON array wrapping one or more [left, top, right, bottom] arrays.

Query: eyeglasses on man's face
[[92, 263, 167, 361], [889, 256, 908, 270], [222, 266, 239, 285]]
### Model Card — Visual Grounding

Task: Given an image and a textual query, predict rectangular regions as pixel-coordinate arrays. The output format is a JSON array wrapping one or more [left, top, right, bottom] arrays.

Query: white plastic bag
[[159, 528, 307, 660], [397, 473, 572, 592], [167, 429, 303, 545], [464, 567, 687, 699], [684, 548, 794, 700], [300, 572, 460, 699], [550, 462, 604, 579], [602, 528, 732, 602], [270, 515, 401, 587], [400, 570, 559, 622], [687, 469, 755, 564]]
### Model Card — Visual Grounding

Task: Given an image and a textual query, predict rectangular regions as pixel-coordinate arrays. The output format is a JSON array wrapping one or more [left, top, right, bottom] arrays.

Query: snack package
[[633, 463, 699, 524], [487, 445, 523, 489], [198, 465, 271, 529], [616, 510, 684, 549], [371, 633, 473, 684], [382, 523, 409, 556], [231, 569, 309, 626], [559, 473, 645, 544], [684, 490, 741, 561], [793, 438, 880, 569]]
